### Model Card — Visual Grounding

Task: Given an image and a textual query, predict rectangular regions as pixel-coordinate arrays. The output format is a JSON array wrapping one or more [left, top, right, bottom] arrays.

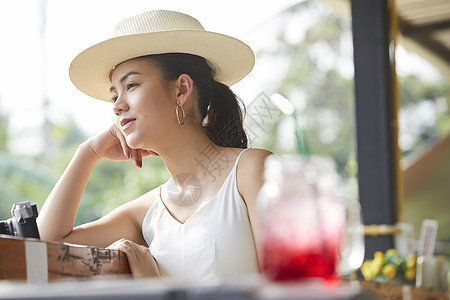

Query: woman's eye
[[127, 82, 139, 91], [110, 96, 118, 103]]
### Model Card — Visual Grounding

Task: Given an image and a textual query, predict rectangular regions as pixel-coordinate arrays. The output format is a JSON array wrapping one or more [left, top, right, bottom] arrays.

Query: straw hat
[[69, 10, 255, 102]]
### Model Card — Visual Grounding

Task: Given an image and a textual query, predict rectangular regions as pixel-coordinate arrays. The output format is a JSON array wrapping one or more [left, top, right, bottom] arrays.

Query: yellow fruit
[[406, 255, 416, 269], [361, 261, 374, 280], [371, 259, 383, 274], [405, 268, 415, 280], [385, 249, 397, 257], [374, 251, 384, 261], [384, 249, 398, 264], [382, 264, 396, 280]]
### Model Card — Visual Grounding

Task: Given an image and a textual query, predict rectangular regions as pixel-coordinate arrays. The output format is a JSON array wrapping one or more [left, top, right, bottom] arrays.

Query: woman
[[37, 10, 272, 282]]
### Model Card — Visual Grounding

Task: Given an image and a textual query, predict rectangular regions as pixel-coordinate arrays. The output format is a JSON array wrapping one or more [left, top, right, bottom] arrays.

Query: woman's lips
[[120, 118, 136, 131]]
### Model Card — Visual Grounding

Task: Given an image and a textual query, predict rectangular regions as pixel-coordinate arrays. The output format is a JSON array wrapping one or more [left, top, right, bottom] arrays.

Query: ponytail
[[203, 81, 247, 148], [140, 53, 248, 148]]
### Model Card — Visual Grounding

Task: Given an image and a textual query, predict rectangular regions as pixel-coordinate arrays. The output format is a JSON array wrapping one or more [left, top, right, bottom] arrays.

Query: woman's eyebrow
[[110, 71, 142, 92]]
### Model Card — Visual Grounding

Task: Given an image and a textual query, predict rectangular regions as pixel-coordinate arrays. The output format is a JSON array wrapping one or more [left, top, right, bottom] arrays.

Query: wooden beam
[[399, 19, 450, 36]]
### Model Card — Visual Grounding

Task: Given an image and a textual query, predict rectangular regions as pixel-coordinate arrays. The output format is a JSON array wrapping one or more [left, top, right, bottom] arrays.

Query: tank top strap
[[234, 148, 250, 169]]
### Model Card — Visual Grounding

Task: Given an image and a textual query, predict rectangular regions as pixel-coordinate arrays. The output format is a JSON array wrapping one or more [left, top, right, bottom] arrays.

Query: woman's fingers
[[94, 123, 159, 165], [130, 149, 160, 168], [130, 149, 142, 168], [110, 125, 130, 159], [107, 238, 159, 278], [142, 149, 159, 157], [106, 238, 128, 250]]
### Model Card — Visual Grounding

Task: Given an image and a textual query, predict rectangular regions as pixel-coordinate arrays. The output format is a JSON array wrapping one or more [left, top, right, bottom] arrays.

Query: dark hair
[[139, 53, 248, 148]]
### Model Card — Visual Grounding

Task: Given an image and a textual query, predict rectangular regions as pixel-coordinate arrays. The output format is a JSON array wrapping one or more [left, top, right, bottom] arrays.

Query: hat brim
[[69, 30, 255, 101]]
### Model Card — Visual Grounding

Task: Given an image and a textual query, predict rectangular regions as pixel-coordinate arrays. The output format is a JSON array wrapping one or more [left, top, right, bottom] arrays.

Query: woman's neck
[[158, 127, 222, 183]]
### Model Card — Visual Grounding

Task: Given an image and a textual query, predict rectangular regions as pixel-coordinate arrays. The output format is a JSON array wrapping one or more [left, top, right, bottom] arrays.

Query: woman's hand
[[84, 124, 156, 168], [107, 238, 160, 278]]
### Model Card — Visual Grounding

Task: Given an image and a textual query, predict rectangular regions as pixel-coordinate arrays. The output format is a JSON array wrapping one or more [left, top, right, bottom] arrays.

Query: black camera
[[0, 201, 40, 239]]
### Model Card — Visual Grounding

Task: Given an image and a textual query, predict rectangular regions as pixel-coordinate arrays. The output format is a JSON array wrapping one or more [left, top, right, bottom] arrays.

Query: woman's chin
[[125, 136, 142, 150], [125, 134, 155, 151]]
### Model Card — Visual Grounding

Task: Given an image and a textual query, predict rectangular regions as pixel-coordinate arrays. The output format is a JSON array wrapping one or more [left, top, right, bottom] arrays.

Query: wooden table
[[1, 235, 448, 299], [357, 280, 449, 300], [0, 235, 131, 282]]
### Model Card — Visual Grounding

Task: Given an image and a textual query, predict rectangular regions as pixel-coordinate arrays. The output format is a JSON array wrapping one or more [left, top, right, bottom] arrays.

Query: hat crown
[[70, 10, 254, 101], [113, 10, 205, 37]]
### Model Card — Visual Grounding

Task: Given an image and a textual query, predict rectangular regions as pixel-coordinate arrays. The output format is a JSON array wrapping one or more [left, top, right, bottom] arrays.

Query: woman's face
[[110, 58, 177, 151]]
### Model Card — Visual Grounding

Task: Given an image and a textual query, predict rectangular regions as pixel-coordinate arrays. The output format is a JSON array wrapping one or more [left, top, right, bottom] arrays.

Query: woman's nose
[[113, 95, 129, 115]]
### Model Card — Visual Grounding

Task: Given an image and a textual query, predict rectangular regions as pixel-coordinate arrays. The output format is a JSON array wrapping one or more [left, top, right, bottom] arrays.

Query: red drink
[[259, 191, 344, 281], [262, 232, 340, 280]]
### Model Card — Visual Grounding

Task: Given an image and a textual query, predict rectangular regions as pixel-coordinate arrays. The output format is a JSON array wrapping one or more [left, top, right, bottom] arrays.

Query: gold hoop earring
[[176, 105, 186, 125]]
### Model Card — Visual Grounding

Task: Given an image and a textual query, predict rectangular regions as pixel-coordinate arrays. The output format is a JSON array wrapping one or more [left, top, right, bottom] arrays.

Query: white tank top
[[142, 149, 259, 282]]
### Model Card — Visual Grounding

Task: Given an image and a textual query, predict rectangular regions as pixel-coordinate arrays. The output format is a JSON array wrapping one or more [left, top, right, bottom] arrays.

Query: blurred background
[[0, 0, 449, 264]]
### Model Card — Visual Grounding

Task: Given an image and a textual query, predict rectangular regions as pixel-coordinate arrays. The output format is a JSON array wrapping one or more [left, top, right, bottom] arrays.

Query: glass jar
[[257, 155, 364, 281]]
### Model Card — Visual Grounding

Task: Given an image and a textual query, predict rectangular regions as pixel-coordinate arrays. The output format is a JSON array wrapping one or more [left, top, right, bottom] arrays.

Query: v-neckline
[[158, 149, 246, 225]]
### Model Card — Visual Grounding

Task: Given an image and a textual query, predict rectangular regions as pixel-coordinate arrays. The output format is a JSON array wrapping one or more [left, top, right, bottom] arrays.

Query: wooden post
[[350, 0, 400, 258]]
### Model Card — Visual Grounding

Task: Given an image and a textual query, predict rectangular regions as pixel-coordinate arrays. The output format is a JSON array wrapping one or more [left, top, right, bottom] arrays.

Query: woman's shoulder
[[234, 148, 274, 207], [239, 148, 274, 166], [218, 147, 273, 171], [236, 148, 273, 185]]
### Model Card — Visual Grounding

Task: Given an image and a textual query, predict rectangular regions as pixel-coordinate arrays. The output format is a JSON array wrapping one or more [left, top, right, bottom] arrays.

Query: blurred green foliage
[[0, 152, 56, 219]]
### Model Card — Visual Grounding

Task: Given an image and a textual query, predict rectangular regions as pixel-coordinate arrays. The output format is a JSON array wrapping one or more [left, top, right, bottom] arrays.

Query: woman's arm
[[237, 148, 273, 269], [37, 124, 154, 247], [37, 142, 99, 242]]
